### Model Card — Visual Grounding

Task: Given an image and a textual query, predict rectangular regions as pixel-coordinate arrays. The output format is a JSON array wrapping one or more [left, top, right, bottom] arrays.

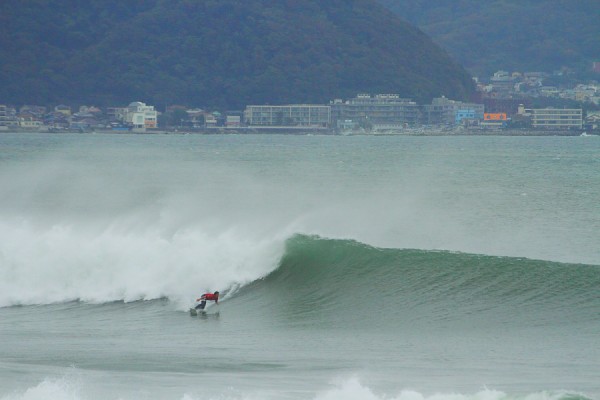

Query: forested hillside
[[0, 0, 475, 108], [378, 0, 600, 76]]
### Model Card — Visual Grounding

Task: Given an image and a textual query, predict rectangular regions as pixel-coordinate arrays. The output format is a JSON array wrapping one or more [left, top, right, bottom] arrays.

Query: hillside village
[[1, 68, 599, 135]]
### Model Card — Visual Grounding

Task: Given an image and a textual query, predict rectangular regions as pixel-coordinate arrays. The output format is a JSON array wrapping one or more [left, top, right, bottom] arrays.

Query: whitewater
[[0, 133, 598, 400]]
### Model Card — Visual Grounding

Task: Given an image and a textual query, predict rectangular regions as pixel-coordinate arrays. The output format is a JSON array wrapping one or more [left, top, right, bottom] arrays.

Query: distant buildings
[[0, 86, 592, 134], [477, 69, 599, 106], [331, 94, 420, 129], [422, 96, 484, 125], [244, 104, 331, 129]]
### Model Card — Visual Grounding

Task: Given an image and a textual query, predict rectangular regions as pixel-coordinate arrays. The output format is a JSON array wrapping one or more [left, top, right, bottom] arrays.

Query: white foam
[[1, 377, 82, 400], [313, 378, 591, 400], [0, 217, 285, 308], [2, 376, 592, 400]]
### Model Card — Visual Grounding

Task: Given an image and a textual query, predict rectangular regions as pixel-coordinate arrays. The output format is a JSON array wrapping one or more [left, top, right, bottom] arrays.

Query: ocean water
[[0, 132, 598, 400]]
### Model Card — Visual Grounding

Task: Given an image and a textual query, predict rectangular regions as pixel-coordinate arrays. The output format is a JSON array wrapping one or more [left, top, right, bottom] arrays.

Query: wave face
[[232, 234, 600, 331]]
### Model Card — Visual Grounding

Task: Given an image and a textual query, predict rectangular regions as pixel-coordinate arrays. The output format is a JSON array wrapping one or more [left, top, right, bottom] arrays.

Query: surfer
[[195, 291, 219, 310]]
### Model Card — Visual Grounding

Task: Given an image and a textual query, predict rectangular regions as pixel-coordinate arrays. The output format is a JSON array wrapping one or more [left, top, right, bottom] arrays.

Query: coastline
[[0, 127, 593, 137]]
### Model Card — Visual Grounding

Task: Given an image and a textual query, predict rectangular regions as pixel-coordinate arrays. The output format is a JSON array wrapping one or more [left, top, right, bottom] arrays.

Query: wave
[[3, 227, 599, 328], [2, 376, 594, 400], [230, 235, 600, 329]]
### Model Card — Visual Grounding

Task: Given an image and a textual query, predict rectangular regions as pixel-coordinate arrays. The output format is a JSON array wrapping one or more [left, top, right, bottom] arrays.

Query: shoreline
[[0, 127, 593, 137]]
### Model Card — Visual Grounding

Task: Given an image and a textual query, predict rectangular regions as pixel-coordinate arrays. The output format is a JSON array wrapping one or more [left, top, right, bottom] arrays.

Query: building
[[455, 109, 476, 124], [481, 113, 508, 128], [106, 107, 127, 121], [20, 105, 47, 117], [122, 102, 158, 130], [422, 96, 484, 125], [584, 111, 600, 130], [0, 105, 19, 130], [225, 115, 241, 128], [205, 113, 218, 128], [244, 104, 331, 128], [54, 105, 72, 117], [0, 105, 7, 130], [19, 116, 43, 130], [519, 107, 583, 130], [330, 94, 420, 128], [483, 97, 529, 117], [489, 70, 517, 96]]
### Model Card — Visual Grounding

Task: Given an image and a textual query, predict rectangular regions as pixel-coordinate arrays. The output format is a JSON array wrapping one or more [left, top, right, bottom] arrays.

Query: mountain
[[378, 0, 600, 77], [0, 0, 475, 109]]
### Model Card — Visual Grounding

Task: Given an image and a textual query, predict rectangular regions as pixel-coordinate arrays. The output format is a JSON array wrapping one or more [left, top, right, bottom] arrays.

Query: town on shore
[[1, 69, 599, 136]]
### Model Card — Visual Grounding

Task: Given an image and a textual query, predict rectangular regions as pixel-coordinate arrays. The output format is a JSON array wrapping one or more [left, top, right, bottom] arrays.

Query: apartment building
[[244, 104, 331, 128], [521, 107, 583, 129], [330, 94, 420, 127]]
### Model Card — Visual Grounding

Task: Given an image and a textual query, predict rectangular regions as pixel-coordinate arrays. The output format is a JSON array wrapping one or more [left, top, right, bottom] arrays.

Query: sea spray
[[0, 218, 284, 308]]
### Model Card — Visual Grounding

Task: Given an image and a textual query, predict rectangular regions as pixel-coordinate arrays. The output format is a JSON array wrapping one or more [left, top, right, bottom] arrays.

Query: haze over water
[[1, 133, 598, 400]]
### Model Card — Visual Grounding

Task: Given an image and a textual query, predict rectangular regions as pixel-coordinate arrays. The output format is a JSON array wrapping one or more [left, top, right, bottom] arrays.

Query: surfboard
[[189, 308, 205, 316]]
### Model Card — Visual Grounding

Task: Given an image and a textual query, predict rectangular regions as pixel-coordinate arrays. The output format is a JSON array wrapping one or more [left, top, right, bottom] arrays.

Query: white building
[[19, 116, 42, 130], [123, 102, 158, 130]]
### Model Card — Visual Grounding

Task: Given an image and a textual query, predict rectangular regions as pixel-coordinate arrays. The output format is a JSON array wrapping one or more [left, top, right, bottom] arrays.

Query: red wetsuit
[[202, 293, 219, 302]]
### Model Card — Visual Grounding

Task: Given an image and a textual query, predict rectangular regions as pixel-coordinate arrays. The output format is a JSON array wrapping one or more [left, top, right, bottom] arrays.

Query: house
[[18, 115, 43, 130]]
